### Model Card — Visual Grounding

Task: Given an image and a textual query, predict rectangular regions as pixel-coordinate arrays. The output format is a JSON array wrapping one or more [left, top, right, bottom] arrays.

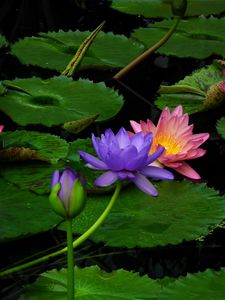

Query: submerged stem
[[113, 17, 180, 80], [66, 218, 74, 300]]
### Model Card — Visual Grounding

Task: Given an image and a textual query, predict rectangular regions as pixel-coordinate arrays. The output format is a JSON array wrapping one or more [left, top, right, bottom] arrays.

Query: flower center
[[153, 135, 181, 155]]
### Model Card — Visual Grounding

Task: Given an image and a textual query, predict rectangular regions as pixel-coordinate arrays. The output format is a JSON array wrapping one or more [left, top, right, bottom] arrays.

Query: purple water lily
[[78, 128, 174, 196]]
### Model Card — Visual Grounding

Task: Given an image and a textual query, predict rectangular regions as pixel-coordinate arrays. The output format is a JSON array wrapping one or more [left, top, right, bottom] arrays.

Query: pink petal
[[130, 120, 142, 133], [171, 105, 183, 117], [174, 161, 201, 179]]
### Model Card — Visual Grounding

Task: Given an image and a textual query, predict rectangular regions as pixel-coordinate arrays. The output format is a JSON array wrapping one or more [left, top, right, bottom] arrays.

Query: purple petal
[[105, 150, 125, 171], [95, 171, 118, 187], [124, 146, 148, 171], [140, 166, 174, 180], [146, 146, 165, 164], [116, 127, 130, 149], [51, 170, 60, 189], [91, 134, 101, 158], [117, 171, 136, 180], [59, 169, 76, 206], [78, 151, 108, 170], [130, 132, 145, 151], [132, 173, 158, 196], [102, 128, 115, 144]]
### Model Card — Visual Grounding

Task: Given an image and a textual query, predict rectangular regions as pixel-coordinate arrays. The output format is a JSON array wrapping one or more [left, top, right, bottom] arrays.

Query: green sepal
[[49, 183, 66, 218], [68, 179, 86, 218]]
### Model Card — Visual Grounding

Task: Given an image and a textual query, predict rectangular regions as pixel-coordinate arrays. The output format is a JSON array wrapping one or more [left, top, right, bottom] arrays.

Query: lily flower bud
[[49, 168, 86, 219], [171, 0, 187, 17]]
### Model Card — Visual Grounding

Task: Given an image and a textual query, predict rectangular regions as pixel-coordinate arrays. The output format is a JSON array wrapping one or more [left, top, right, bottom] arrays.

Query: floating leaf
[[160, 268, 225, 300], [0, 76, 123, 126], [156, 63, 224, 114], [11, 30, 144, 72], [132, 17, 225, 59], [21, 265, 161, 300], [111, 1, 225, 18], [217, 117, 225, 139], [59, 181, 225, 248], [0, 178, 61, 242], [0, 131, 68, 163]]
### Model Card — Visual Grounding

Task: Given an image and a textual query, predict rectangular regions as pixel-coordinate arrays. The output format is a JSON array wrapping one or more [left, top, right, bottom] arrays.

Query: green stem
[[0, 182, 122, 278], [66, 218, 74, 300], [113, 17, 180, 80]]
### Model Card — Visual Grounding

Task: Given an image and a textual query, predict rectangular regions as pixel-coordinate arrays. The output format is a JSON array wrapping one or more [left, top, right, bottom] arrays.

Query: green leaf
[[0, 131, 68, 163], [21, 265, 161, 299], [111, 0, 225, 18], [160, 267, 225, 300], [0, 34, 8, 48], [132, 17, 225, 59], [11, 30, 144, 71], [59, 181, 225, 248], [216, 117, 225, 139], [0, 178, 61, 242], [155, 63, 224, 114], [0, 76, 123, 126]]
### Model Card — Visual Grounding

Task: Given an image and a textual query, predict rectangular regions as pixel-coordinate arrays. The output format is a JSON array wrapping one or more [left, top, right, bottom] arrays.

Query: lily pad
[[0, 76, 123, 126], [0, 178, 61, 242], [59, 181, 225, 248], [155, 63, 224, 114], [160, 267, 225, 300], [0, 131, 68, 163], [132, 17, 225, 59], [111, 1, 225, 18], [11, 30, 144, 72], [216, 117, 225, 139], [21, 265, 161, 300]]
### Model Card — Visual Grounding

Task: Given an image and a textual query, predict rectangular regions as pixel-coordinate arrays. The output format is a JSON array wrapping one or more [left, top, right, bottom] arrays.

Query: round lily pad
[[21, 265, 161, 300], [160, 268, 225, 300], [11, 30, 144, 71], [60, 180, 225, 248], [0, 76, 123, 126]]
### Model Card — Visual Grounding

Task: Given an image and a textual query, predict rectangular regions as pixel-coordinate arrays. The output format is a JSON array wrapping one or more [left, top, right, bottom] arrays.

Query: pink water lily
[[130, 105, 209, 180], [0, 125, 4, 133]]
